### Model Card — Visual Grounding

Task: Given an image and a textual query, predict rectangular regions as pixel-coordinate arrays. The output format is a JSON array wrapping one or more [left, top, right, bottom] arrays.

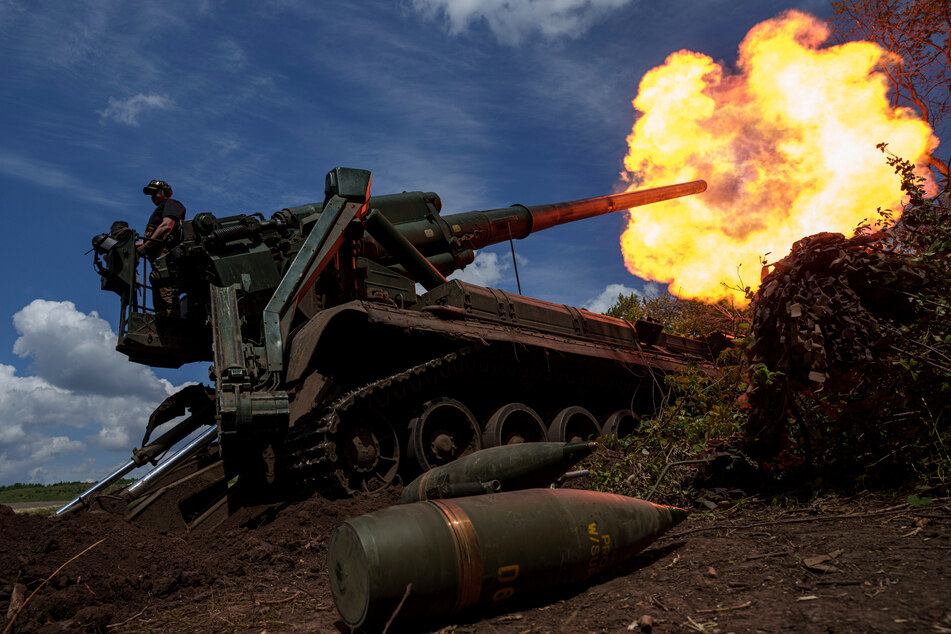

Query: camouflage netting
[[742, 231, 929, 466]]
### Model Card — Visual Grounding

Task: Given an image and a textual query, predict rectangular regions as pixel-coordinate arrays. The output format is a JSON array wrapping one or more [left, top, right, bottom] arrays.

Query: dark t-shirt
[[147, 199, 186, 243]]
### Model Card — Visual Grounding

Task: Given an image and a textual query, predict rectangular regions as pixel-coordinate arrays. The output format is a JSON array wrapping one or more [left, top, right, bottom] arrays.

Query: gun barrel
[[444, 179, 706, 250], [524, 179, 706, 232]]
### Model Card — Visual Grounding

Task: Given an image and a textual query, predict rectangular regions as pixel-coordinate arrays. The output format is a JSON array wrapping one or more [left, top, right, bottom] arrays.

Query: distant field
[[0, 480, 135, 504]]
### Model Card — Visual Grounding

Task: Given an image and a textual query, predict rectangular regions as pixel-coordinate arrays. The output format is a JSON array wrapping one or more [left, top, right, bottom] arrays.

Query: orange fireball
[[620, 10, 938, 303]]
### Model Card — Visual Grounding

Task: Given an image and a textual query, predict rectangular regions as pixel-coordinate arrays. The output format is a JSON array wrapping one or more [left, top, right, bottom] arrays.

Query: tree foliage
[[830, 0, 950, 184], [604, 291, 750, 338]]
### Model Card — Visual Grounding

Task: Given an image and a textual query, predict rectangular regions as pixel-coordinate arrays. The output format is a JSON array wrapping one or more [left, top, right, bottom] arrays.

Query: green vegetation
[[589, 347, 750, 506], [592, 284, 752, 504], [0, 480, 135, 504], [605, 291, 749, 338]]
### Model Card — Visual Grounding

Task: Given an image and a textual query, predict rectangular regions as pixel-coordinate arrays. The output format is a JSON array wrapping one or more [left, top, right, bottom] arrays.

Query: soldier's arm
[[136, 217, 177, 256], [150, 216, 177, 242]]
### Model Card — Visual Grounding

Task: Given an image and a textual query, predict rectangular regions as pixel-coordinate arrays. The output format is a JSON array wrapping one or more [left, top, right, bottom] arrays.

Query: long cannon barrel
[[445, 179, 707, 250]]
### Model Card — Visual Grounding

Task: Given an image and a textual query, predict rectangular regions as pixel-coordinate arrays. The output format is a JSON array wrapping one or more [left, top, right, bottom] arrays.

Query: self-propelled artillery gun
[[61, 168, 717, 530]]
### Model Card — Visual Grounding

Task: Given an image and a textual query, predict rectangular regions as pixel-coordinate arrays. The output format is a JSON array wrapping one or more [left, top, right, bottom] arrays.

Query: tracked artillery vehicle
[[61, 168, 717, 530]]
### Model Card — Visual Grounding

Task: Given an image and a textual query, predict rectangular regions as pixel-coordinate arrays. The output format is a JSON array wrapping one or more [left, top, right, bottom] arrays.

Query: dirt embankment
[[2, 492, 950, 633]]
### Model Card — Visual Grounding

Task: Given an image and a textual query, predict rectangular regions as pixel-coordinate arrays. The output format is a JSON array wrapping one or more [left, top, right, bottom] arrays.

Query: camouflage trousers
[[143, 234, 181, 317], [153, 284, 181, 318]]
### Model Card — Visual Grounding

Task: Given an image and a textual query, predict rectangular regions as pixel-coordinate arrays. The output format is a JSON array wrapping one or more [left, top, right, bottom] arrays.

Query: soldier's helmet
[[143, 180, 172, 196]]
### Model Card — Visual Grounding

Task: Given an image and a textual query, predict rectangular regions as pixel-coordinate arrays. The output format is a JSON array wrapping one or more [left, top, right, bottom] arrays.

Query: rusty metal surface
[[285, 303, 369, 383], [362, 303, 714, 374]]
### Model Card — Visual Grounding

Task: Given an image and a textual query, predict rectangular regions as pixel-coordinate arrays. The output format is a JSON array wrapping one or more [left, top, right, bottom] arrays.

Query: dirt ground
[[2, 487, 950, 633]]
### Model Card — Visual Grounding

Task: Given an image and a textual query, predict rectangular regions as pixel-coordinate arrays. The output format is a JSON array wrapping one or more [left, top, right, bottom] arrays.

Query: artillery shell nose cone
[[563, 441, 598, 459], [667, 506, 688, 527]]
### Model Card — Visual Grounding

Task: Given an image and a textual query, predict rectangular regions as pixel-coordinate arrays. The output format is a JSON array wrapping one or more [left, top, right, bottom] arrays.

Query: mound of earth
[[2, 490, 949, 632]]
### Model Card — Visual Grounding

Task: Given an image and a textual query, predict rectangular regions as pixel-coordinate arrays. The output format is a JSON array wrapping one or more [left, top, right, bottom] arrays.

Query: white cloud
[[412, 0, 634, 45], [641, 281, 663, 299], [583, 282, 639, 314], [0, 417, 26, 444], [449, 251, 513, 287], [98, 93, 174, 126], [0, 366, 165, 451], [12, 300, 173, 399], [0, 300, 190, 484], [0, 434, 86, 486]]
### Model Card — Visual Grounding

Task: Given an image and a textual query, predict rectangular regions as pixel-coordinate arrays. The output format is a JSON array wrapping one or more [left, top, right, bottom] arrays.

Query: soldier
[[136, 180, 186, 317]]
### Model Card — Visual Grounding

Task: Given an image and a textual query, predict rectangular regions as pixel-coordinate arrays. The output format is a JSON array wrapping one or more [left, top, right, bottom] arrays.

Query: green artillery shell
[[328, 488, 686, 628], [400, 441, 597, 504]]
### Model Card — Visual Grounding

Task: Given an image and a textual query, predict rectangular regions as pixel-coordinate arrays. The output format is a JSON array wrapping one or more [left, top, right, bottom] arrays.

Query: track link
[[279, 348, 474, 494]]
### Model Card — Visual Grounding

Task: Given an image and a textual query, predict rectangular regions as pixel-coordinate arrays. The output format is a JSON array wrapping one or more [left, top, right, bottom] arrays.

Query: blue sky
[[0, 0, 845, 485]]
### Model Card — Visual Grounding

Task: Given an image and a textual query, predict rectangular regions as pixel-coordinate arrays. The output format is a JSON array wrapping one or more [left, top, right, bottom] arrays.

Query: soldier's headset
[[145, 180, 173, 197]]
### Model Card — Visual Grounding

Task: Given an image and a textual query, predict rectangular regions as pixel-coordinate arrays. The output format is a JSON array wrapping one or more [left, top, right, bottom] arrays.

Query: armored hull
[[280, 284, 717, 494]]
